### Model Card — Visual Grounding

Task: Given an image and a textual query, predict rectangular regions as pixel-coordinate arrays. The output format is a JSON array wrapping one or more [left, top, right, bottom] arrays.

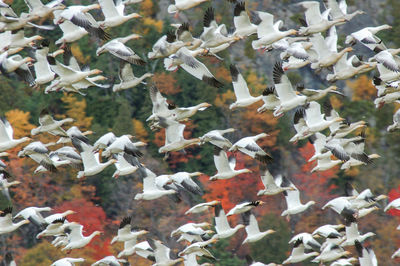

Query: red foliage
[[388, 185, 400, 216], [294, 142, 339, 204], [53, 198, 111, 259]]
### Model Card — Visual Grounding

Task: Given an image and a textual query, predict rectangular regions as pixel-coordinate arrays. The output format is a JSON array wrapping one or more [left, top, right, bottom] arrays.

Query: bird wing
[[99, 0, 120, 19], [260, 169, 277, 188], [310, 33, 330, 56], [323, 0, 344, 19], [165, 120, 185, 145], [214, 204, 231, 233], [285, 188, 302, 209], [303, 1, 323, 25], [0, 117, 13, 142], [147, 239, 171, 262], [230, 64, 252, 99], [67, 224, 84, 242], [246, 213, 261, 236], [256, 11, 275, 38], [119, 61, 136, 82], [304, 101, 325, 127], [213, 147, 233, 173], [149, 86, 169, 115], [142, 169, 157, 191]]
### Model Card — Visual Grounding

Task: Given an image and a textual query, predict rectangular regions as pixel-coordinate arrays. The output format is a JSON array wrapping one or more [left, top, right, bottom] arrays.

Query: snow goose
[[282, 239, 319, 264], [296, 84, 342, 101], [323, 101, 366, 139], [327, 52, 373, 82], [322, 197, 358, 218], [199, 128, 234, 149], [113, 61, 153, 92], [157, 117, 201, 153], [272, 62, 307, 116], [17, 141, 58, 172], [388, 106, 400, 132], [178, 238, 218, 260], [51, 258, 85, 266], [210, 146, 251, 181], [62, 222, 101, 251], [0, 117, 30, 152], [185, 200, 220, 215], [0, 52, 36, 87], [384, 197, 400, 212], [31, 110, 73, 136], [252, 11, 297, 50], [312, 243, 351, 264], [257, 86, 280, 113], [15, 206, 51, 227], [312, 224, 344, 239], [118, 240, 154, 259], [289, 107, 312, 143], [56, 126, 93, 145], [9, 30, 43, 49], [170, 171, 203, 195], [323, 0, 364, 21], [93, 256, 127, 266], [281, 177, 315, 218], [96, 34, 145, 65], [24, 0, 65, 18], [52, 146, 83, 170], [374, 91, 400, 108], [33, 42, 62, 85], [53, 10, 88, 45], [200, 7, 241, 49], [135, 167, 177, 200], [229, 133, 272, 164], [289, 233, 321, 251], [168, 0, 209, 17], [257, 169, 295, 196], [33, 152, 72, 174], [113, 153, 141, 178], [71, 137, 117, 179], [355, 240, 377, 266], [229, 64, 263, 109], [227, 201, 264, 216], [0, 175, 20, 202], [212, 203, 244, 239], [102, 135, 144, 158], [310, 33, 353, 70], [341, 222, 375, 247], [369, 49, 400, 72], [148, 31, 190, 59], [311, 153, 342, 172], [111, 216, 148, 244], [171, 222, 213, 243], [57, 4, 109, 41], [147, 238, 184, 265], [345, 25, 392, 52], [93, 132, 117, 152], [241, 211, 275, 244], [45, 210, 75, 224], [174, 22, 202, 50], [303, 101, 344, 134], [232, 2, 257, 37], [98, 0, 141, 28], [37, 218, 69, 238], [0, 206, 30, 234], [297, 1, 346, 36], [165, 47, 223, 88]]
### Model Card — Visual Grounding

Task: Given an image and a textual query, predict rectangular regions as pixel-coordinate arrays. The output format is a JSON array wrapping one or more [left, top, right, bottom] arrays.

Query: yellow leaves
[[71, 43, 90, 64], [5, 109, 34, 138], [344, 166, 360, 177], [141, 0, 154, 16], [246, 70, 266, 94], [153, 73, 180, 95], [347, 75, 376, 101], [214, 90, 235, 107], [61, 93, 93, 130], [329, 95, 343, 109], [132, 119, 148, 141], [143, 17, 163, 33]]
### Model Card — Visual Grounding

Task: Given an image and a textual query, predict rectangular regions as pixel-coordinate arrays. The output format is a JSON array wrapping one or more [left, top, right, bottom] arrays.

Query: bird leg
[[174, 11, 180, 19], [286, 215, 290, 222]]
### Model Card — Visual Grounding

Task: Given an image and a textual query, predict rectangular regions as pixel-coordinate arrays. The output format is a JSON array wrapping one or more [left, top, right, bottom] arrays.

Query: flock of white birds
[[1, 0, 400, 265]]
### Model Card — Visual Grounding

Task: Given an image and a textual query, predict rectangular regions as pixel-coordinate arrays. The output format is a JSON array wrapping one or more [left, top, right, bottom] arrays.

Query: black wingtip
[[262, 86, 275, 96], [234, 2, 246, 17], [119, 216, 132, 229], [203, 76, 223, 88], [204, 7, 215, 28], [255, 154, 273, 164], [229, 64, 239, 82], [273, 62, 284, 84]]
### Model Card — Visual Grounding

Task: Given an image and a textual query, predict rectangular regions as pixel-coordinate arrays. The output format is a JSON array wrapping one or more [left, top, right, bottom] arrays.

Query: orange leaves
[[132, 119, 148, 141], [214, 90, 235, 108], [153, 73, 180, 95], [347, 75, 376, 101]]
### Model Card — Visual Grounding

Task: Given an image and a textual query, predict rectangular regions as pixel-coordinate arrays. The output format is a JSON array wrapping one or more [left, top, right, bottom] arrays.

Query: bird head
[[266, 229, 276, 235]]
